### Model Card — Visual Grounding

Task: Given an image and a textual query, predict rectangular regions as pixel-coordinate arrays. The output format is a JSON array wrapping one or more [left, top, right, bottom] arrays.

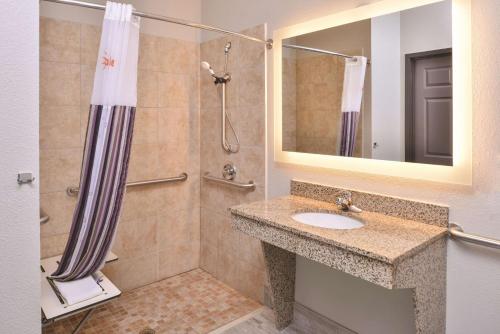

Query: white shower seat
[[41, 252, 121, 333]]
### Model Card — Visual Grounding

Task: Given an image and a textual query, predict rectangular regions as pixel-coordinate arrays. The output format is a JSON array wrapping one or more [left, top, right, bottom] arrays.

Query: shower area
[[39, 1, 266, 332]]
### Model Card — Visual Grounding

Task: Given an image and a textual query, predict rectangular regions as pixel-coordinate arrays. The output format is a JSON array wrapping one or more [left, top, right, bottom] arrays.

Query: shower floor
[[42, 269, 260, 334]]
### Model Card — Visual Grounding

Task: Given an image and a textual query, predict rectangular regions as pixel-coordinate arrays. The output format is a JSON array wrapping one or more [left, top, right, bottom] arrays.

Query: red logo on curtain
[[102, 52, 116, 69]]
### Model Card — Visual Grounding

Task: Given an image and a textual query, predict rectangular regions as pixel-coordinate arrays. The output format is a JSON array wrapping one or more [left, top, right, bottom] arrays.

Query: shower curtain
[[51, 2, 140, 281], [339, 56, 367, 157]]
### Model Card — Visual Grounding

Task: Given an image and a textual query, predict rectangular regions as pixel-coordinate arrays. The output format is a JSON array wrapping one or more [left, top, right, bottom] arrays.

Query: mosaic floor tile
[[43, 269, 260, 334]]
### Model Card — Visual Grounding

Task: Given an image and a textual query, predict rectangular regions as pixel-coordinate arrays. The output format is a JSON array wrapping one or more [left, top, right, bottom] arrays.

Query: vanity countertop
[[230, 195, 448, 265]]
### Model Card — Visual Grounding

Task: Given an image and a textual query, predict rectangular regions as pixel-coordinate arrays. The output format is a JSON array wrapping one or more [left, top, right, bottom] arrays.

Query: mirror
[[281, 0, 452, 166]]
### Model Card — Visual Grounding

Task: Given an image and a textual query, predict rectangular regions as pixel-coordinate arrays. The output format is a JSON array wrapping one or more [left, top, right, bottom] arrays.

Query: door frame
[[404, 48, 452, 162]]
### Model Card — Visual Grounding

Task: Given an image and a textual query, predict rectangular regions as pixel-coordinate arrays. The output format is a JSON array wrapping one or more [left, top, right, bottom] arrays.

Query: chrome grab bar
[[40, 209, 49, 225], [203, 172, 255, 190], [449, 223, 500, 250], [66, 173, 188, 196]]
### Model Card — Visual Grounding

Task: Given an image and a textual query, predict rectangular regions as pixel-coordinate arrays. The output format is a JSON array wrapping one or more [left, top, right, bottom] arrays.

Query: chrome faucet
[[335, 191, 362, 213]]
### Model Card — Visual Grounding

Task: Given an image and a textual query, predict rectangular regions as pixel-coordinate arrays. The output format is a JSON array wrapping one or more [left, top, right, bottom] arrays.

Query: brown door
[[405, 49, 452, 166]]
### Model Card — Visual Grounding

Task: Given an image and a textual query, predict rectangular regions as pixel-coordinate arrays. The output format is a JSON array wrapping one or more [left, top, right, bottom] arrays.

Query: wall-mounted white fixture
[[17, 172, 35, 184]]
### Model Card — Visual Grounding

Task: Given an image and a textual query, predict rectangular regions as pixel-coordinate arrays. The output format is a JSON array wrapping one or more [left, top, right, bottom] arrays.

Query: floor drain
[[139, 328, 156, 334]]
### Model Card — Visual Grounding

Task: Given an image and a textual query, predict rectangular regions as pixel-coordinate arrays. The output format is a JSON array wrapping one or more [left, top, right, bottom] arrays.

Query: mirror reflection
[[282, 0, 452, 166]]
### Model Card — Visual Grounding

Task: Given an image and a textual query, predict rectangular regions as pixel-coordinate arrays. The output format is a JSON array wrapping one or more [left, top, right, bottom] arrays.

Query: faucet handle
[[335, 191, 352, 211]]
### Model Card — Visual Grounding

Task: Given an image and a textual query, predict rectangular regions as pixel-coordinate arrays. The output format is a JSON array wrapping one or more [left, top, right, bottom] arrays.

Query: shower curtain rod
[[42, 0, 274, 49], [283, 44, 354, 59], [283, 44, 371, 64]]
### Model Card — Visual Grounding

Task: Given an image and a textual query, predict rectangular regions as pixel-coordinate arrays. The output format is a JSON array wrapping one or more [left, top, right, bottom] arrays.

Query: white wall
[[371, 13, 402, 162], [0, 1, 40, 333], [400, 0, 452, 56], [202, 0, 500, 333], [41, 0, 202, 42]]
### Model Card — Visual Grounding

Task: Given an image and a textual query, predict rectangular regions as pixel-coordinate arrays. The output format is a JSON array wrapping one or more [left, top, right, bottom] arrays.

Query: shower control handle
[[222, 163, 237, 181]]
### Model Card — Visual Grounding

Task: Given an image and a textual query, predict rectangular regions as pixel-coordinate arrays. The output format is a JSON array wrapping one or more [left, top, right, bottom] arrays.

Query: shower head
[[201, 61, 215, 76]]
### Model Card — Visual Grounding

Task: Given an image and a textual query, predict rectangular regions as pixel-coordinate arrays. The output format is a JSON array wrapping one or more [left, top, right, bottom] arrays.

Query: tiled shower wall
[[39, 17, 201, 291], [282, 52, 297, 152], [199, 25, 267, 303], [283, 53, 363, 156]]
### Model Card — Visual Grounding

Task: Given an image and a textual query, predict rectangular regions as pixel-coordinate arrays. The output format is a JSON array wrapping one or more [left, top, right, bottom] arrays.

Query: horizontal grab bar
[[67, 173, 188, 196], [40, 209, 49, 224], [449, 223, 500, 250], [40, 215, 49, 225], [203, 173, 255, 190]]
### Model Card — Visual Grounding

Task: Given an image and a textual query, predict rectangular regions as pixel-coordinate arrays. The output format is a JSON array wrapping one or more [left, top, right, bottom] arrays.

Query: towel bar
[[203, 172, 255, 190], [449, 223, 500, 250], [66, 173, 188, 196]]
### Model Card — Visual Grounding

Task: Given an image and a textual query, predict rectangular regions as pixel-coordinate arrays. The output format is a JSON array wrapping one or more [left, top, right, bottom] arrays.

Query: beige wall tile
[[158, 243, 199, 279], [40, 61, 80, 106], [200, 207, 220, 250], [238, 66, 265, 109], [138, 34, 160, 71], [158, 73, 197, 109], [41, 233, 69, 259], [200, 74, 220, 110], [200, 38, 224, 73], [158, 38, 199, 75], [80, 65, 94, 108], [157, 107, 189, 146], [200, 242, 217, 277], [157, 177, 200, 216], [102, 253, 159, 292], [40, 105, 81, 150], [112, 216, 158, 258], [238, 262, 265, 303], [137, 70, 159, 108], [39, 148, 82, 193], [235, 105, 265, 148], [238, 26, 265, 69], [133, 108, 159, 145], [40, 17, 80, 63], [128, 143, 160, 181], [218, 214, 241, 256], [158, 208, 200, 250], [40, 191, 77, 237], [121, 186, 163, 221], [238, 234, 265, 271], [81, 24, 101, 66], [216, 252, 240, 289], [234, 146, 265, 186]]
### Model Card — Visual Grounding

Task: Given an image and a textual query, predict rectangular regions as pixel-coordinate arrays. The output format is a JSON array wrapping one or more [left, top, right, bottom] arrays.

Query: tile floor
[[211, 308, 304, 334], [43, 269, 260, 334], [215, 307, 357, 334]]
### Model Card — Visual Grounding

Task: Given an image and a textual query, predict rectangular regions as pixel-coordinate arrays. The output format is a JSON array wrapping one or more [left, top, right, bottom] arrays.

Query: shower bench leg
[[72, 308, 96, 334]]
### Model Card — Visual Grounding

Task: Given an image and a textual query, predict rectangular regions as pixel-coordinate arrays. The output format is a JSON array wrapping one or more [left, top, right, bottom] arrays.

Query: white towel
[[53, 275, 103, 306], [341, 56, 368, 113]]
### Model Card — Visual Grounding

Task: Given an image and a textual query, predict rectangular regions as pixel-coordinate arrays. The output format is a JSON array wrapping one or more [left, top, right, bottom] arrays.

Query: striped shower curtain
[[339, 56, 367, 157], [51, 2, 140, 281]]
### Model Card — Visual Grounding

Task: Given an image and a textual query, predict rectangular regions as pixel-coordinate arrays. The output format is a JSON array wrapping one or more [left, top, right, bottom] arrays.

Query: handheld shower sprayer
[[200, 41, 240, 154], [201, 61, 215, 76]]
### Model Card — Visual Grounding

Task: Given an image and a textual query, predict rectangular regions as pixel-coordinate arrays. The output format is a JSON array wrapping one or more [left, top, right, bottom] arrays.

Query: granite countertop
[[230, 195, 448, 265]]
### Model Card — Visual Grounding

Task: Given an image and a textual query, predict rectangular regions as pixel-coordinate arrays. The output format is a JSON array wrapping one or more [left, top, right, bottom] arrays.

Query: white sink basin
[[292, 212, 364, 230]]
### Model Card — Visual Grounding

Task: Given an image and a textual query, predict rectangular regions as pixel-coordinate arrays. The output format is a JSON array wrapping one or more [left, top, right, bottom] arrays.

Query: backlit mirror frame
[[273, 0, 471, 185]]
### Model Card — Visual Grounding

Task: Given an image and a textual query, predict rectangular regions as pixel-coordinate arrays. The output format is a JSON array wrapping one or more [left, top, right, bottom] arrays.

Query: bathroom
[[1, 0, 499, 333]]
